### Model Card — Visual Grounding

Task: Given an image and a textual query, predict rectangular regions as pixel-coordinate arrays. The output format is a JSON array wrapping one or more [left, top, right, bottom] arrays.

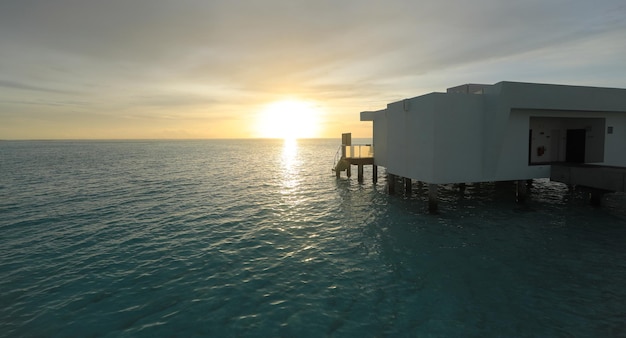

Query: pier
[[333, 133, 376, 183]]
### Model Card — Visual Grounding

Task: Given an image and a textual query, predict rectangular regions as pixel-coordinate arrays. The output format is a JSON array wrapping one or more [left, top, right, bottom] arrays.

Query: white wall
[[369, 109, 387, 167], [366, 81, 626, 184], [404, 95, 436, 181], [604, 113, 626, 166], [495, 111, 550, 181], [431, 94, 484, 183], [529, 117, 563, 163], [385, 101, 408, 176], [374, 93, 485, 184]]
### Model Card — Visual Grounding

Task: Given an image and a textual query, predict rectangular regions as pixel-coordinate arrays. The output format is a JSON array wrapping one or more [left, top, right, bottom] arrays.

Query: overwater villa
[[336, 81, 626, 211]]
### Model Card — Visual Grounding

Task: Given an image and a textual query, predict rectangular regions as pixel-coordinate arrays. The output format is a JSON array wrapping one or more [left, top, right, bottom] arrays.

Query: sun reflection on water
[[280, 138, 300, 192], [281, 138, 297, 166]]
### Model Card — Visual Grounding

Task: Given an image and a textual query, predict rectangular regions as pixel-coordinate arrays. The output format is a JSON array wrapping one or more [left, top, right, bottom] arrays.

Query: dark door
[[565, 129, 586, 163]]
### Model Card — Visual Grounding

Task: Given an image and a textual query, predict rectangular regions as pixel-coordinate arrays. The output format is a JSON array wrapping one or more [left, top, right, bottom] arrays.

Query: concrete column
[[516, 180, 527, 203], [589, 190, 605, 207], [388, 173, 396, 194], [337, 133, 349, 180], [404, 177, 412, 194], [428, 184, 438, 213], [372, 165, 378, 183], [357, 164, 364, 183]]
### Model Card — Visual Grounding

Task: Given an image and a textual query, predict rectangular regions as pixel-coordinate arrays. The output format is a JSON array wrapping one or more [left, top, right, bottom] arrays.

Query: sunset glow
[[1, 1, 625, 139], [256, 100, 322, 139]]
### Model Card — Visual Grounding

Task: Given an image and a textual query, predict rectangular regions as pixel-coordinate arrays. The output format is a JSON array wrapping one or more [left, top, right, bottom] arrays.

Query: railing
[[344, 144, 373, 159], [332, 144, 374, 171], [332, 146, 343, 171]]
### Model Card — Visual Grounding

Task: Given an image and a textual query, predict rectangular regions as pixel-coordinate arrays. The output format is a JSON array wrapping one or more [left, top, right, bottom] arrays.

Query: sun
[[256, 99, 322, 139]]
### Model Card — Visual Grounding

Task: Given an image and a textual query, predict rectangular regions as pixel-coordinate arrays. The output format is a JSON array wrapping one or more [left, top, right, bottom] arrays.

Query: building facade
[[360, 81, 626, 185]]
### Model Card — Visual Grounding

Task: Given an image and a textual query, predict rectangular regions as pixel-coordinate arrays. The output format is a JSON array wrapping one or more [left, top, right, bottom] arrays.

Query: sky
[[1, 0, 625, 139]]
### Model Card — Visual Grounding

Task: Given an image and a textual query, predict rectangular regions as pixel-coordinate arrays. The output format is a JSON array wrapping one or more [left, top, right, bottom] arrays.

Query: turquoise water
[[1, 139, 626, 337]]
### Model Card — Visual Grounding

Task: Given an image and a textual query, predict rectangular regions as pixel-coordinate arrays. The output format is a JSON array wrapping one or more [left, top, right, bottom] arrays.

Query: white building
[[360, 81, 626, 186]]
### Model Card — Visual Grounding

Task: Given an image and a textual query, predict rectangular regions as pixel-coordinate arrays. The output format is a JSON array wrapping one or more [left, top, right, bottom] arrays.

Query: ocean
[[1, 139, 625, 337]]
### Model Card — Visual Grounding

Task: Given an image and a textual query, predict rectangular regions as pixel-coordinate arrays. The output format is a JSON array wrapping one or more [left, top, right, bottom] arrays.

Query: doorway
[[565, 129, 586, 163]]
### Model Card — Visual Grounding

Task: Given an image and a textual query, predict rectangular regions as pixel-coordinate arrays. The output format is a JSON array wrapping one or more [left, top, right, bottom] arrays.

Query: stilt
[[404, 177, 412, 194], [346, 165, 351, 178], [388, 173, 396, 194], [516, 180, 527, 203], [335, 167, 340, 178], [340, 133, 350, 179], [428, 184, 438, 213], [373, 165, 378, 183], [357, 164, 364, 183], [589, 189, 605, 207]]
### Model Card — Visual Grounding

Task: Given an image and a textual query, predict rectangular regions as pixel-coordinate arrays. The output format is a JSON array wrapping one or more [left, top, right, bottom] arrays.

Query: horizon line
[[0, 136, 373, 142]]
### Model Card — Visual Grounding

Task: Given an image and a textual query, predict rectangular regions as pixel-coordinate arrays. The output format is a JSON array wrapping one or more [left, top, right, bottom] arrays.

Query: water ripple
[[1, 140, 626, 336]]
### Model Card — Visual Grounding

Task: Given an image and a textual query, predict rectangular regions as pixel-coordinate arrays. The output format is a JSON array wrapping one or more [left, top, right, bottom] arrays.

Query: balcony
[[344, 144, 373, 159]]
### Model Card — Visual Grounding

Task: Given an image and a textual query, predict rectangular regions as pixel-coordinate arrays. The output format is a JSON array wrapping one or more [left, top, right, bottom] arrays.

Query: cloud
[[1, 0, 625, 138], [0, 80, 76, 94], [3, 1, 624, 85]]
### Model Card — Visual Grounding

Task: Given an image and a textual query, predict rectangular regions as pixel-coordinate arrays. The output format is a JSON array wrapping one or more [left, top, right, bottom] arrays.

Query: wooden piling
[[373, 165, 378, 183], [388, 173, 396, 194], [589, 189, 605, 207], [357, 164, 364, 183], [516, 180, 527, 203], [404, 177, 412, 194], [428, 184, 438, 213]]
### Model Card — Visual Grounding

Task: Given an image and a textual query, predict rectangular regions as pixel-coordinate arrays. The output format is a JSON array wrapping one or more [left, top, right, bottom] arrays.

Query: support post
[[373, 165, 378, 183], [458, 183, 466, 192], [516, 180, 527, 203], [428, 184, 438, 213], [404, 177, 412, 194], [342, 133, 351, 178], [357, 164, 364, 183], [388, 173, 396, 194], [589, 189, 605, 207]]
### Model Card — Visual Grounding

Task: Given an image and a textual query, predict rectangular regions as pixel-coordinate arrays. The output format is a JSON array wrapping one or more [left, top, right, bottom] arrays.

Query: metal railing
[[332, 144, 374, 171], [332, 145, 343, 171]]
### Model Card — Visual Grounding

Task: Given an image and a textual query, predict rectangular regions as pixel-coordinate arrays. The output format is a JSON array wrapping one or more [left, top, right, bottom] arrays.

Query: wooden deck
[[550, 163, 626, 192], [333, 137, 376, 182], [345, 157, 374, 166]]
